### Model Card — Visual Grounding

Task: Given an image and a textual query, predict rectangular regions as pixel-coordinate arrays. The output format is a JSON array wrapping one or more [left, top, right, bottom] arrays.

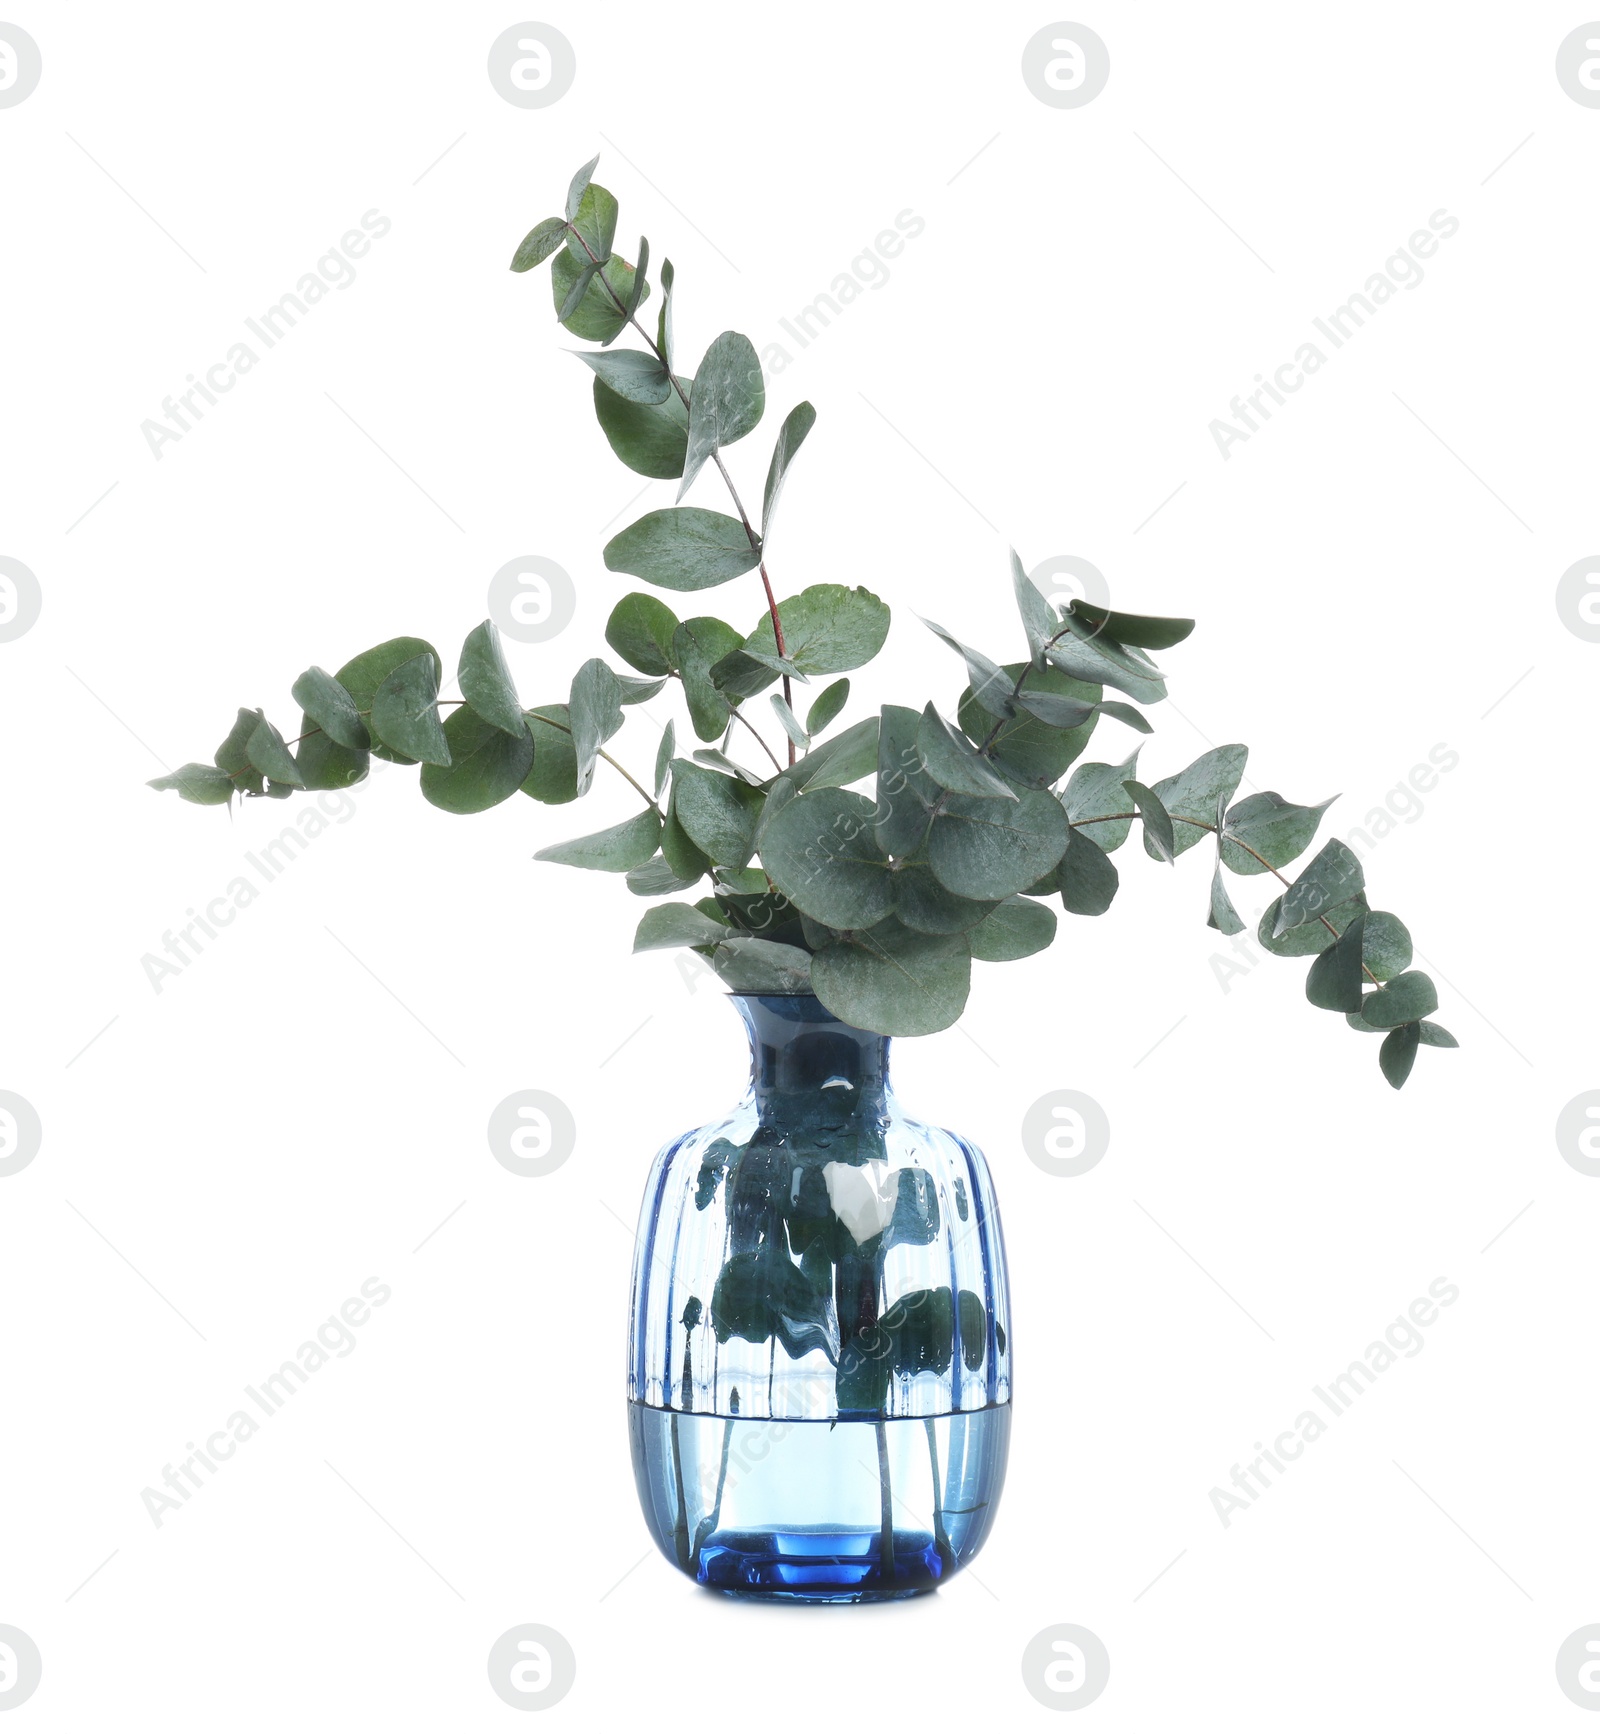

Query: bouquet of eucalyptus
[[152, 156, 1454, 1088]]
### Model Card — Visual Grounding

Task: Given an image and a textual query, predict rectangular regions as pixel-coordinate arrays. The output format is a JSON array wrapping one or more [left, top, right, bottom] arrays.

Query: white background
[[2, 1, 1595, 1725]]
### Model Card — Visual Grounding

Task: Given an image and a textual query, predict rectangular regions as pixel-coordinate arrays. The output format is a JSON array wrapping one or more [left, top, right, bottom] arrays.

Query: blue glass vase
[[627, 993, 1012, 1602]]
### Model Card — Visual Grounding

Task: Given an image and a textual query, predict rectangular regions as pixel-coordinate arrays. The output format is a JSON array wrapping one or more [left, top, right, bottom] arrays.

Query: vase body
[[627, 993, 1012, 1602]]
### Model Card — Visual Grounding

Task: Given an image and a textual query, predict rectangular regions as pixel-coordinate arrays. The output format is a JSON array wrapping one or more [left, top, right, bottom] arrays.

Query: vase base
[[629, 1402, 1010, 1603], [699, 1526, 947, 1601]]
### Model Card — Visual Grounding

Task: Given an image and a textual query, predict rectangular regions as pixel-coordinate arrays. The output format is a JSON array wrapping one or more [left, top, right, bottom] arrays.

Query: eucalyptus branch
[[563, 218, 795, 761], [150, 153, 1452, 1087]]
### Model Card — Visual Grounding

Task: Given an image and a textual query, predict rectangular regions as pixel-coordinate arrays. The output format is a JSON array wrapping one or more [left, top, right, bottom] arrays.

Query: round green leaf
[[968, 896, 1057, 962], [806, 678, 849, 735], [549, 248, 644, 343], [670, 760, 763, 868], [520, 705, 578, 804], [457, 620, 524, 736], [510, 216, 567, 273], [1220, 791, 1335, 875], [1379, 1022, 1421, 1089], [603, 507, 760, 591], [295, 717, 369, 791], [810, 923, 972, 1037], [606, 593, 680, 676], [574, 347, 671, 404], [592, 374, 691, 479], [680, 330, 765, 496], [1361, 911, 1413, 982], [1359, 970, 1438, 1028], [1260, 894, 1368, 957], [246, 717, 305, 787], [291, 667, 369, 749], [148, 763, 235, 805], [1057, 824, 1119, 916], [742, 584, 890, 676], [760, 787, 893, 928], [534, 806, 662, 872], [335, 638, 441, 766], [958, 662, 1100, 786], [215, 706, 265, 794], [928, 788, 1070, 901], [673, 616, 744, 742], [420, 706, 534, 814], [893, 864, 996, 934], [370, 653, 451, 767]]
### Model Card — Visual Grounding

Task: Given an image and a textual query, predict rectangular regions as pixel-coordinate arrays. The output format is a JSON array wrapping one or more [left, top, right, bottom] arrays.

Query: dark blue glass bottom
[[629, 1402, 1010, 1602]]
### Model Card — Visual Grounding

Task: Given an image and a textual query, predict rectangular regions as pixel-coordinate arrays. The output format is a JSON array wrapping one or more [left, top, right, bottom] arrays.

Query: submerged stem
[[875, 1419, 895, 1587]]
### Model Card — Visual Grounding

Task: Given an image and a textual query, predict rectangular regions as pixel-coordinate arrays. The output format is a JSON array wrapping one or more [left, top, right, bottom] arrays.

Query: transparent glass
[[627, 993, 1012, 1601]]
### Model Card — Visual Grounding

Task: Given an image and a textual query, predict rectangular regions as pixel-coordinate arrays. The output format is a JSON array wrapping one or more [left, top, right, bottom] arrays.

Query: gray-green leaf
[[606, 592, 680, 676], [806, 678, 849, 736], [520, 705, 579, 805], [371, 653, 450, 767], [917, 705, 1017, 799], [1221, 791, 1336, 875], [760, 787, 893, 927], [810, 922, 972, 1036], [875, 704, 939, 859], [1062, 749, 1141, 852], [653, 719, 675, 800], [959, 662, 1100, 787], [743, 584, 890, 677], [1010, 550, 1058, 664], [604, 507, 760, 591], [786, 715, 881, 793], [929, 788, 1070, 900], [670, 760, 764, 868], [1359, 971, 1438, 1028], [892, 864, 996, 935], [1262, 894, 1367, 958], [550, 249, 643, 343], [420, 706, 534, 813], [569, 658, 625, 797], [291, 667, 369, 749], [592, 372, 691, 478], [968, 895, 1057, 961], [149, 762, 235, 805], [1361, 911, 1412, 982], [510, 216, 567, 273], [1305, 913, 1366, 1012], [335, 637, 441, 766], [247, 717, 304, 787], [534, 806, 662, 871], [920, 616, 1014, 718], [458, 620, 524, 736], [1207, 861, 1244, 934], [1379, 1022, 1420, 1089], [761, 401, 817, 537], [673, 616, 743, 741], [1273, 839, 1364, 936], [634, 903, 732, 951], [1145, 745, 1246, 859], [572, 347, 671, 403], [1056, 825, 1119, 916], [1067, 600, 1194, 650], [1123, 779, 1175, 864], [679, 330, 764, 499]]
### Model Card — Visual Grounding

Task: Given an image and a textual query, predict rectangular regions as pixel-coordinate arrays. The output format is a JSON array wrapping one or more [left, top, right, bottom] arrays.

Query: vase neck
[[731, 995, 892, 1124]]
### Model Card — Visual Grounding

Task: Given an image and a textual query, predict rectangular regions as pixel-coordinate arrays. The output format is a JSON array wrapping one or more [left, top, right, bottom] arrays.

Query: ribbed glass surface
[[626, 993, 1012, 1598]]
